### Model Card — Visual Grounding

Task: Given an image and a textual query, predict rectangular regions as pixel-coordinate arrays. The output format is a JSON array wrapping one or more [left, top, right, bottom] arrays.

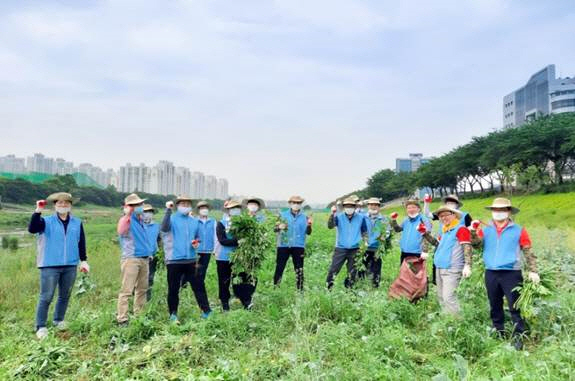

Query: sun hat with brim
[[366, 197, 381, 205], [196, 201, 210, 209], [143, 204, 155, 213], [124, 193, 146, 206], [434, 205, 462, 218], [288, 195, 305, 203], [350, 195, 360, 202], [341, 196, 357, 206], [242, 198, 266, 209], [175, 195, 194, 205], [47, 192, 79, 204], [485, 198, 520, 214], [443, 194, 463, 207], [404, 199, 421, 208], [225, 200, 242, 209]]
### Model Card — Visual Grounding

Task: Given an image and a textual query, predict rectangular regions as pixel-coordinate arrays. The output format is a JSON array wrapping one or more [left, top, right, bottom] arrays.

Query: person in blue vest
[[273, 195, 312, 291], [215, 200, 242, 311], [142, 204, 161, 301], [390, 199, 432, 265], [28, 192, 89, 340], [195, 200, 216, 293], [161, 195, 211, 323], [116, 193, 155, 326], [421, 205, 473, 315], [360, 197, 392, 288], [423, 194, 473, 286], [326, 196, 368, 289], [470, 198, 540, 350]]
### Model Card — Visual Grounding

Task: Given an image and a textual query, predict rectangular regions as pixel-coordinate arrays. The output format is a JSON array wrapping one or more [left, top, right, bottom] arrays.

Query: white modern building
[[503, 64, 575, 128], [0, 155, 26, 173]]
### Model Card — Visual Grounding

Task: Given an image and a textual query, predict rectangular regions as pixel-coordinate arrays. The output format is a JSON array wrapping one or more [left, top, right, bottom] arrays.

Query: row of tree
[[348, 112, 575, 203], [0, 175, 225, 210]]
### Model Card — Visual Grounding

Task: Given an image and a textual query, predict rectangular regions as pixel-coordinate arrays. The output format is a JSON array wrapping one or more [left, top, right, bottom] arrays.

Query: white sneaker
[[54, 321, 68, 331], [36, 327, 49, 340]]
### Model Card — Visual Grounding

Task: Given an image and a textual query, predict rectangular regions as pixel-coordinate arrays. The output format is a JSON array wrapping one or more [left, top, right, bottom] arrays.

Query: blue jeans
[[35, 266, 77, 329]]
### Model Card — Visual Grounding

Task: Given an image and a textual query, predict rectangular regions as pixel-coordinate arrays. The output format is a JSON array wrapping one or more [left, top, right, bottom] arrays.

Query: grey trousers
[[436, 268, 462, 315], [326, 248, 358, 289]]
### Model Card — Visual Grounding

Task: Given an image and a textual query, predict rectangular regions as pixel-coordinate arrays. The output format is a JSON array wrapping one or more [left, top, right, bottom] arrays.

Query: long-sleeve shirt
[[28, 212, 87, 261], [216, 221, 238, 246]]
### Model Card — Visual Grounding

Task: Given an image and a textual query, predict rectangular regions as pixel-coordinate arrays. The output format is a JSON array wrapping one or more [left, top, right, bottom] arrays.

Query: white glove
[[79, 261, 90, 273], [166, 201, 174, 209], [462, 265, 471, 278], [123, 206, 131, 215], [528, 272, 540, 284], [470, 220, 482, 231], [420, 252, 429, 260]]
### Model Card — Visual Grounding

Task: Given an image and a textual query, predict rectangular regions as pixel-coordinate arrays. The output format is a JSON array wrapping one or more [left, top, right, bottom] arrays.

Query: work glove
[[35, 200, 46, 213], [420, 252, 429, 260], [390, 212, 399, 220], [470, 220, 482, 231], [424, 194, 432, 203], [528, 272, 540, 284], [462, 265, 472, 278], [331, 206, 337, 214], [165, 201, 175, 209], [417, 222, 427, 234], [123, 205, 132, 215], [79, 261, 90, 273], [192, 239, 201, 249]]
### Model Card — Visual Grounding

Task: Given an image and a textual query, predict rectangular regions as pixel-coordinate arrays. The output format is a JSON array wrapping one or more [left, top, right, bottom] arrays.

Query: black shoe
[[222, 302, 230, 312]]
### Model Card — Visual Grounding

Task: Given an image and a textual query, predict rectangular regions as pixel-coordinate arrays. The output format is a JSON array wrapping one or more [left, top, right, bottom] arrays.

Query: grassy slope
[[0, 194, 574, 380]]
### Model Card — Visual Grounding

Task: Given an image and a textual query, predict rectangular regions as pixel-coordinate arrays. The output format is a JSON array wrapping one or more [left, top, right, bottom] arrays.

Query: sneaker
[[36, 327, 49, 340], [169, 313, 180, 324], [201, 310, 212, 319], [54, 321, 68, 331], [245, 303, 254, 311], [222, 302, 230, 312]]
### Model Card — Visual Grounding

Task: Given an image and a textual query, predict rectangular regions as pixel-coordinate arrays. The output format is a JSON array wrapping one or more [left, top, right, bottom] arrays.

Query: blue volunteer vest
[[119, 214, 154, 258], [218, 218, 237, 261], [482, 222, 523, 270], [145, 222, 160, 255], [335, 212, 364, 249], [399, 215, 431, 253], [278, 210, 308, 248], [36, 214, 82, 267], [164, 212, 199, 261], [434, 225, 464, 270], [366, 214, 390, 249], [197, 218, 216, 253]]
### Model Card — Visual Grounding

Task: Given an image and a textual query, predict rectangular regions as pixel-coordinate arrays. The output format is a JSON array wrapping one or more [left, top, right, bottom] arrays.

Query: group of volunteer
[[27, 191, 539, 349]]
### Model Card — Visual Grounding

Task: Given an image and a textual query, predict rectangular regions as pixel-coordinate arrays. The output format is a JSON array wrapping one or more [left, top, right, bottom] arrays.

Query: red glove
[[470, 220, 481, 231], [424, 194, 432, 203], [417, 223, 427, 234], [307, 217, 313, 225], [390, 212, 398, 220], [37, 200, 47, 208], [192, 239, 201, 245]]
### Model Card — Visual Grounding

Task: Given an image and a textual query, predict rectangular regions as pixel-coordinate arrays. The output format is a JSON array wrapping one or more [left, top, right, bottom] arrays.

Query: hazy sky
[[1, 0, 574, 203]]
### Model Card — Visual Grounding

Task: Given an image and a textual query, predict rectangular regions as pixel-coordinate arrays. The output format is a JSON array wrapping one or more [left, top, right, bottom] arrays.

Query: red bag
[[388, 257, 428, 302]]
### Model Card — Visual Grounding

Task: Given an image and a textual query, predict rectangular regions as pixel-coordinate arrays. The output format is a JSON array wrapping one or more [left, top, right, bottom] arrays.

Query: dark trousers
[[216, 260, 232, 309], [326, 248, 357, 289], [196, 253, 211, 284], [147, 257, 157, 301], [358, 250, 382, 287], [400, 252, 421, 266], [485, 270, 526, 336], [216, 261, 258, 309], [273, 247, 305, 290], [167, 262, 211, 314]]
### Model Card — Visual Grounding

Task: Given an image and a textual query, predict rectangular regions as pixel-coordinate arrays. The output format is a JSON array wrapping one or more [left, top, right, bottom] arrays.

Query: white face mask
[[142, 212, 153, 223], [177, 206, 192, 215], [290, 203, 301, 211], [247, 204, 259, 213], [199, 208, 209, 217], [56, 206, 71, 214], [368, 208, 379, 215], [407, 212, 419, 218], [445, 202, 459, 209], [492, 211, 509, 221], [344, 207, 355, 215], [229, 208, 241, 216]]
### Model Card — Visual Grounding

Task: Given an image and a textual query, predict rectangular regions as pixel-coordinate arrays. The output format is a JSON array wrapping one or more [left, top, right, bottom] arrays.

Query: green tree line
[[343, 113, 575, 203], [0, 174, 225, 209]]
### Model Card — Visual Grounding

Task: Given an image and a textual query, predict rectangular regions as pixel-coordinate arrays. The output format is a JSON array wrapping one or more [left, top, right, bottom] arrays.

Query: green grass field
[[0, 193, 574, 380]]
